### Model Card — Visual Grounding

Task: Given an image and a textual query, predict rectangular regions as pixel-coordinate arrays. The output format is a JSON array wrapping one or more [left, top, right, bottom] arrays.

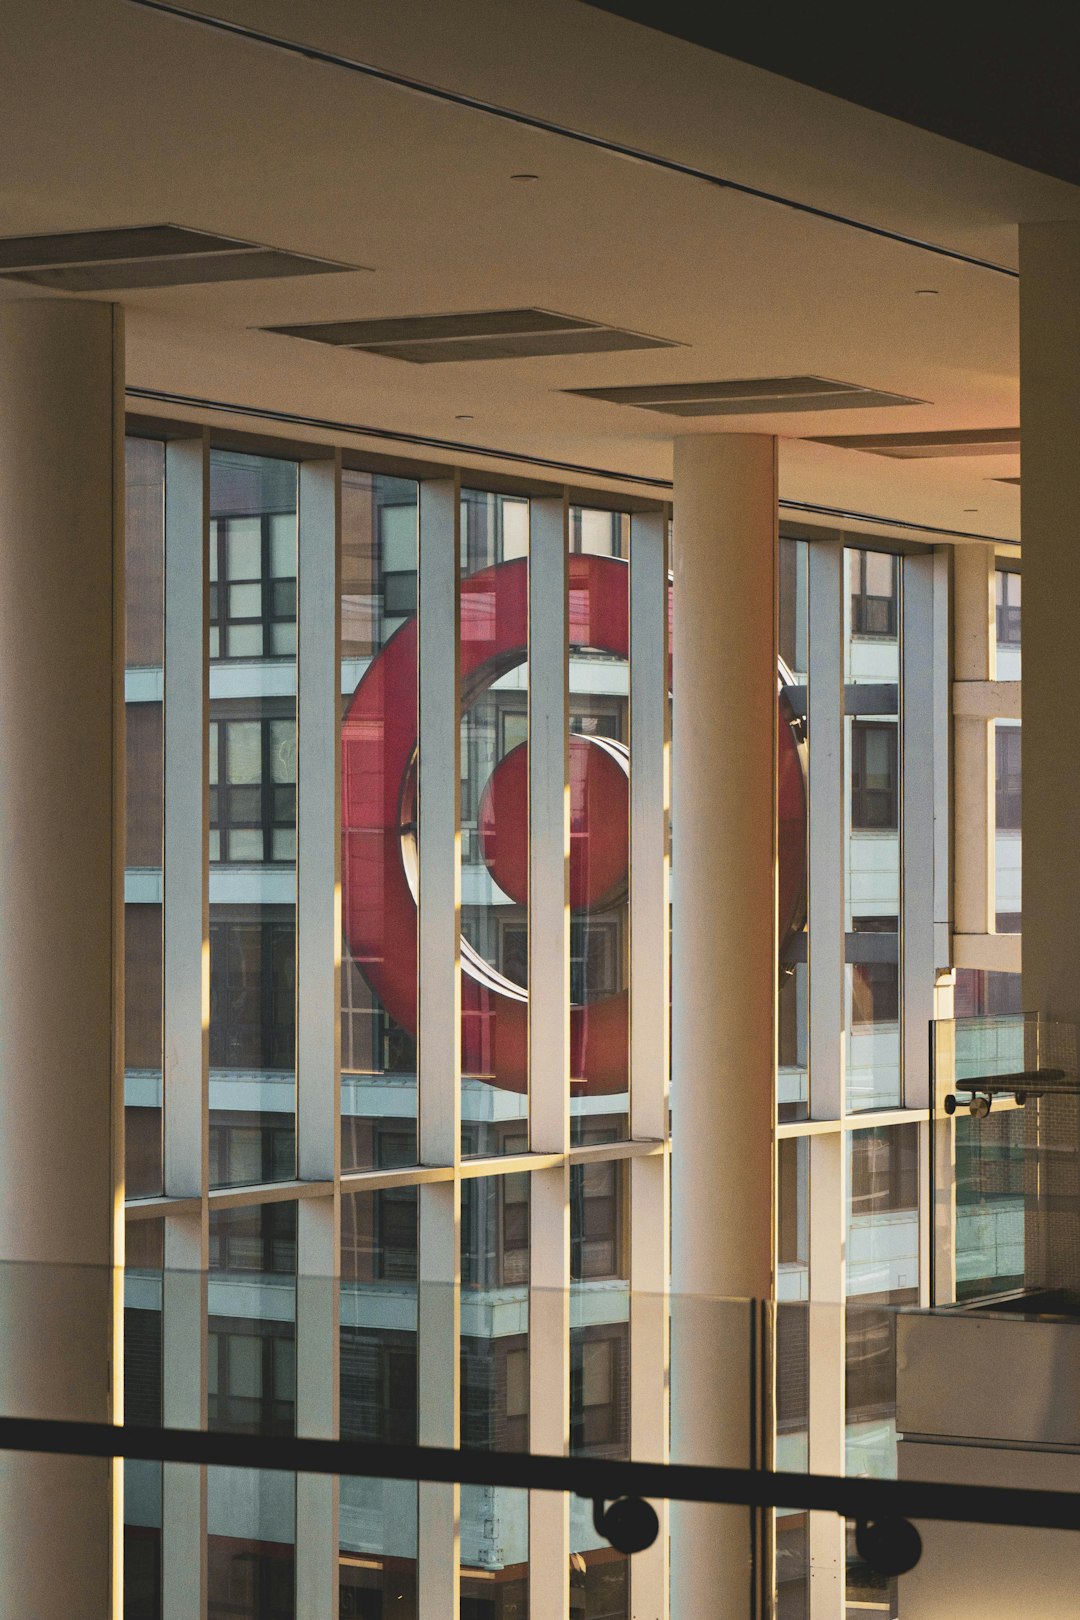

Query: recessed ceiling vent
[[812, 427, 1020, 458], [0, 224, 363, 291], [565, 375, 924, 416], [264, 308, 678, 363]]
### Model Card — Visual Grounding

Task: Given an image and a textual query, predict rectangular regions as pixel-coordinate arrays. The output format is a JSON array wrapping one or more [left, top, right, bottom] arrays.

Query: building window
[[378, 500, 419, 631], [850, 721, 898, 829], [850, 550, 898, 638], [570, 1330, 627, 1453], [850, 1126, 918, 1218], [850, 960, 899, 1026], [373, 1130, 420, 1281], [570, 1160, 625, 1279], [996, 568, 1022, 648], [341, 1331, 418, 1446], [208, 1321, 295, 1435], [210, 713, 297, 863], [501, 1171, 530, 1285], [210, 512, 297, 660], [209, 913, 295, 1069], [210, 1118, 296, 1190], [996, 725, 1022, 831]]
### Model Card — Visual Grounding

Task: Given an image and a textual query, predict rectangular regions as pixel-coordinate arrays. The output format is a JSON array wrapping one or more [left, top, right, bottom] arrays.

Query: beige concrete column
[[1019, 224, 1080, 1301], [1019, 223, 1080, 1025], [0, 300, 125, 1617], [670, 435, 777, 1618]]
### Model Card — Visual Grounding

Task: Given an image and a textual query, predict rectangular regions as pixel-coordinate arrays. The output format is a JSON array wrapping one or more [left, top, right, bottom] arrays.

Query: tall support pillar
[[1018, 223, 1080, 1024], [0, 300, 125, 1618], [670, 435, 778, 1618], [1019, 224, 1080, 1300]]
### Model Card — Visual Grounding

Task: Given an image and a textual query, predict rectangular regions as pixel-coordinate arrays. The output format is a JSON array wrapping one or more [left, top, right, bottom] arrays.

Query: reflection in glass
[[779, 538, 809, 1122], [461, 1175, 529, 1604], [995, 720, 1022, 933], [996, 566, 1021, 679], [209, 453, 298, 1189], [955, 1106, 1026, 1301], [845, 1125, 919, 1480], [776, 1512, 810, 1619], [570, 508, 630, 1146], [339, 1189, 418, 1614], [777, 1137, 808, 1300], [340, 473, 420, 1172], [125, 436, 165, 1198], [124, 1220, 164, 1620], [208, 1202, 297, 1619], [569, 1157, 630, 1609], [460, 490, 531, 1153]]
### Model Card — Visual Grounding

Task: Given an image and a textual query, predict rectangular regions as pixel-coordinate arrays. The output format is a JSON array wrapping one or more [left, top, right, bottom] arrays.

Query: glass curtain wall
[[122, 424, 957, 1620], [124, 435, 671, 1620]]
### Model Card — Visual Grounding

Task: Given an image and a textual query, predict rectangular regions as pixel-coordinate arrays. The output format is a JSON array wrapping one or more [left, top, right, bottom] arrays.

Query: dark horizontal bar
[[2, 1417, 1079, 1532], [959, 1069, 1069, 1095]]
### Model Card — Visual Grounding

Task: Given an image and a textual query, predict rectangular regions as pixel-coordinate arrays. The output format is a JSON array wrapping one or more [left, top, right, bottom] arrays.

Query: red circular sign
[[478, 735, 630, 910], [342, 554, 806, 1095]]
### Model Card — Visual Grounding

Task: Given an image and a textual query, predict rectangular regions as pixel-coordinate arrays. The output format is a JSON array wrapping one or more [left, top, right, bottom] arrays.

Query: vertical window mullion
[[416, 474, 462, 1620], [294, 453, 342, 1614], [628, 507, 671, 1620], [805, 540, 846, 1615], [902, 551, 937, 1112], [528, 492, 571, 1620], [161, 428, 211, 1620]]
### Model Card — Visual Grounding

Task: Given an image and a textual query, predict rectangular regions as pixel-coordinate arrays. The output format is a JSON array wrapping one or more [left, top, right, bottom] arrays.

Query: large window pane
[[209, 452, 297, 1189], [995, 720, 1022, 933], [571, 507, 630, 1145], [844, 549, 901, 1112], [124, 1219, 164, 1619], [570, 1155, 630, 1610], [779, 537, 809, 1122], [461, 1174, 529, 1605], [340, 472, 420, 1171], [125, 436, 165, 1198], [340, 1189, 418, 1613], [995, 566, 1021, 678], [208, 1202, 297, 1619], [460, 490, 532, 1152], [846, 1124, 919, 1480]]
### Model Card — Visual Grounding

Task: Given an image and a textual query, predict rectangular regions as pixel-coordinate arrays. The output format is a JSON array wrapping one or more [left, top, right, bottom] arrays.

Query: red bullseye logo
[[478, 735, 630, 910], [342, 554, 806, 1095]]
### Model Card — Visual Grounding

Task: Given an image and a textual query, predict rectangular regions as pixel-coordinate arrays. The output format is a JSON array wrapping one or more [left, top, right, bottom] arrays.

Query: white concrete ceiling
[[4, 0, 1065, 543]]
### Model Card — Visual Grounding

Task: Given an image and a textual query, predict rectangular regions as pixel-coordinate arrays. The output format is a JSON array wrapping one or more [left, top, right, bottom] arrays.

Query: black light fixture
[[592, 1495, 660, 1555], [855, 1517, 923, 1576]]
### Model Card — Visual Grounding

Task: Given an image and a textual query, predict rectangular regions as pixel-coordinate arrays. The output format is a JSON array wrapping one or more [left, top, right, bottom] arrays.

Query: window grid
[[127, 422, 956, 1620]]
